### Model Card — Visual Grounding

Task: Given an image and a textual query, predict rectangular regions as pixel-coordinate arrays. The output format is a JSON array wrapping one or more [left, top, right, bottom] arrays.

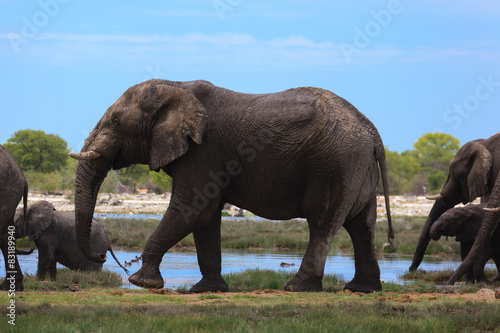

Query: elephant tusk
[[484, 207, 500, 213], [426, 194, 443, 201], [69, 150, 101, 161]]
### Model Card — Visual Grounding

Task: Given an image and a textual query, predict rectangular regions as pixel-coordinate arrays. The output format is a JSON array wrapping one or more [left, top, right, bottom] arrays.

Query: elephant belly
[[223, 182, 306, 220], [58, 253, 103, 271]]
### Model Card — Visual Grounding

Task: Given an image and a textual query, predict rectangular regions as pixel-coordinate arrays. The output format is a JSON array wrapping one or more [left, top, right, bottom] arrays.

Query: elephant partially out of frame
[[70, 79, 393, 293], [410, 133, 500, 282], [14, 201, 128, 280], [429, 204, 500, 282], [0, 145, 28, 291]]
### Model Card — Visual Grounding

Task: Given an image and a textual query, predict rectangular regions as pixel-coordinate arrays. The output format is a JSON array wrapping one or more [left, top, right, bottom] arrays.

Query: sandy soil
[[24, 192, 442, 217], [25, 192, 467, 217]]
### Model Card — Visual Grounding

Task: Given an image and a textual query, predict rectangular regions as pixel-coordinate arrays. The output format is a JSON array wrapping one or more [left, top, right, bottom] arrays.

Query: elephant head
[[429, 204, 484, 242], [69, 80, 208, 263], [410, 140, 493, 271], [14, 201, 56, 242]]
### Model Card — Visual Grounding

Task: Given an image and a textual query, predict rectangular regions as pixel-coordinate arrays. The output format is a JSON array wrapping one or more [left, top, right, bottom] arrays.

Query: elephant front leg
[[129, 212, 191, 288], [129, 199, 211, 289], [460, 242, 475, 283], [36, 256, 50, 281], [472, 245, 492, 283], [189, 210, 228, 293], [48, 260, 57, 281]]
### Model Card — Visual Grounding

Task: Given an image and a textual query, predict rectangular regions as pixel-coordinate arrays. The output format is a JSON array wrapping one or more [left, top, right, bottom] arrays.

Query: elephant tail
[[108, 245, 130, 275], [22, 183, 28, 236], [376, 145, 395, 248]]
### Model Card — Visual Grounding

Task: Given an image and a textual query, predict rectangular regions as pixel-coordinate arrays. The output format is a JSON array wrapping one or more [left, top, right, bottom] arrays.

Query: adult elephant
[[14, 201, 129, 280], [449, 175, 500, 284], [409, 133, 500, 273], [70, 79, 393, 293], [0, 145, 28, 291], [429, 204, 500, 282]]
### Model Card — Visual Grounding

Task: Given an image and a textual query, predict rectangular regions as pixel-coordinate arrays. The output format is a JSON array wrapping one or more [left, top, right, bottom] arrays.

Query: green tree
[[408, 133, 460, 193], [4, 130, 70, 173], [107, 164, 172, 194], [384, 148, 421, 195], [149, 169, 173, 193]]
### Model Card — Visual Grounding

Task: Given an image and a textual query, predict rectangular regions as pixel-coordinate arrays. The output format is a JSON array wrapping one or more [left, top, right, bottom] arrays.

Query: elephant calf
[[14, 201, 128, 280], [430, 204, 500, 283]]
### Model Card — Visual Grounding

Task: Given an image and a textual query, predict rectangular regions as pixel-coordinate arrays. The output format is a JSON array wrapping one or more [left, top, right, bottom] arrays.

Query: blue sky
[[1, 0, 499, 153]]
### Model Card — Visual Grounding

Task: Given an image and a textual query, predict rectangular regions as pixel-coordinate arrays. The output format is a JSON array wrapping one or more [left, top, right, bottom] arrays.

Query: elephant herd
[[0, 147, 128, 291], [1, 79, 499, 293]]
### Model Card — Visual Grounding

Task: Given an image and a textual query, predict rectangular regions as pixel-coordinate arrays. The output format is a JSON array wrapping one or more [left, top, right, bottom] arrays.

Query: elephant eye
[[112, 116, 121, 130]]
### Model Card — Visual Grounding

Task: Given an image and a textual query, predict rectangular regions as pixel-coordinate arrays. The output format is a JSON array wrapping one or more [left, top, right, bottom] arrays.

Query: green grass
[[2, 269, 500, 331], [2, 285, 500, 332], [99, 218, 163, 248], [21, 268, 123, 291], [223, 268, 345, 292], [400, 268, 500, 285], [96, 216, 462, 258]]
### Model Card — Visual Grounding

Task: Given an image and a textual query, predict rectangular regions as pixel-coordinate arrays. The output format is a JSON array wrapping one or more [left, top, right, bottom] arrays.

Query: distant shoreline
[[19, 192, 460, 217]]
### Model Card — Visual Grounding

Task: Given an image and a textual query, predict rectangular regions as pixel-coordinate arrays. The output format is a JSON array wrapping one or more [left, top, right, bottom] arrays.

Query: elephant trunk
[[74, 159, 109, 263], [429, 223, 443, 241], [447, 174, 500, 285], [409, 198, 454, 271]]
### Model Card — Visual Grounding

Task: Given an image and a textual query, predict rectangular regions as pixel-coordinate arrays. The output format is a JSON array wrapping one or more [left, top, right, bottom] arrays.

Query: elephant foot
[[344, 277, 381, 293], [284, 271, 322, 292], [128, 262, 164, 289], [189, 276, 228, 293], [0, 276, 23, 292]]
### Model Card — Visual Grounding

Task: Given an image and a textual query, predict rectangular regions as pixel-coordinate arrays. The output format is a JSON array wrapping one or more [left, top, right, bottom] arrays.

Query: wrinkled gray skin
[[0, 145, 28, 291], [71, 80, 393, 293], [14, 201, 128, 280], [430, 204, 500, 282], [410, 133, 500, 282]]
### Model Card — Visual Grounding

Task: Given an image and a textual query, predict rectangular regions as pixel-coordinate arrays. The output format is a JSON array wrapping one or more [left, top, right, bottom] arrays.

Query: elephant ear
[[27, 201, 55, 242], [466, 142, 492, 202], [455, 205, 484, 242], [456, 219, 481, 243], [145, 83, 208, 170]]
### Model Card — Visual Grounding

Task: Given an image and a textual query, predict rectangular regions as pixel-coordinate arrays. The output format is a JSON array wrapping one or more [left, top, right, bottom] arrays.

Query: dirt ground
[[145, 287, 500, 302], [26, 192, 446, 217]]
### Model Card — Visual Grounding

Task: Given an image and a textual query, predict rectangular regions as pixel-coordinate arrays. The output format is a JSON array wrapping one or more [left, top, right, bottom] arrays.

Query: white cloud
[[1, 32, 498, 70]]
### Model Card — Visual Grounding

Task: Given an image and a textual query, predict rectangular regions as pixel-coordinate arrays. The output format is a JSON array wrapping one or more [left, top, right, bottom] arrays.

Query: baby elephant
[[15, 201, 128, 280], [430, 204, 500, 283]]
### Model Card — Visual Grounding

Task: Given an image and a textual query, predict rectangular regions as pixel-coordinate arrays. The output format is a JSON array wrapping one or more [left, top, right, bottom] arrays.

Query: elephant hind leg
[[343, 196, 382, 293], [284, 208, 346, 292], [0, 236, 24, 291], [189, 209, 228, 293]]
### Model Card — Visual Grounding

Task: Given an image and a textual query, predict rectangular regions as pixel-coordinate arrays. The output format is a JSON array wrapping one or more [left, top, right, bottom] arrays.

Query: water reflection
[[2, 249, 496, 289]]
